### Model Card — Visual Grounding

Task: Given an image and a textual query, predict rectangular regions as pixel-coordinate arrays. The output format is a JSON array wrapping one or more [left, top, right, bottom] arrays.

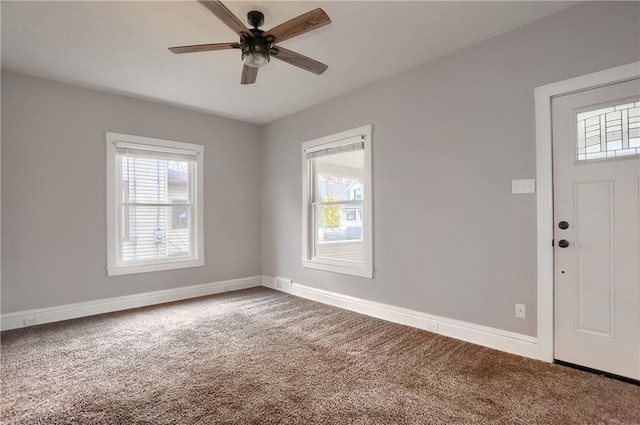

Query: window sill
[[107, 258, 205, 276], [302, 259, 373, 278]]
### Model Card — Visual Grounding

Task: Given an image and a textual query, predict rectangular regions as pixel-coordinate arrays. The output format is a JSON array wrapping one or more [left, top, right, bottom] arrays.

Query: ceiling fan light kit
[[169, 0, 331, 85], [241, 38, 270, 68], [241, 11, 270, 68]]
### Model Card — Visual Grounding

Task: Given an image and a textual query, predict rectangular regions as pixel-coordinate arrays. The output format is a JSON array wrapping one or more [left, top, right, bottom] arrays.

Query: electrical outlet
[[515, 304, 526, 319], [23, 317, 38, 326], [425, 320, 438, 333]]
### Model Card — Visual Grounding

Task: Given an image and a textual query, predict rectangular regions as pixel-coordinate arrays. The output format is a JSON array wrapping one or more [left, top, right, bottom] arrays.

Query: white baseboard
[[3, 275, 538, 360], [262, 275, 278, 290], [1, 276, 262, 331], [262, 277, 538, 360]]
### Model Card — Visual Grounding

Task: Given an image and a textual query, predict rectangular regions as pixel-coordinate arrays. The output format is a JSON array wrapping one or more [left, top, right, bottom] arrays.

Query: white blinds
[[305, 136, 364, 159], [114, 141, 198, 162]]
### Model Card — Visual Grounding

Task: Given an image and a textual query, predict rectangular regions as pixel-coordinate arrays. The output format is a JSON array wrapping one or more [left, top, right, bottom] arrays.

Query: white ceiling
[[1, 1, 576, 125]]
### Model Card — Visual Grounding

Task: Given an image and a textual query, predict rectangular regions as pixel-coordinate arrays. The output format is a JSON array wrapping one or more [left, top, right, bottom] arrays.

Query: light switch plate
[[512, 179, 536, 194]]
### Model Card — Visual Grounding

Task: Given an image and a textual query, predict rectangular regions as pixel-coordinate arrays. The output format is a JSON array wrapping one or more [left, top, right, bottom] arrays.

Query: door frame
[[534, 61, 640, 363]]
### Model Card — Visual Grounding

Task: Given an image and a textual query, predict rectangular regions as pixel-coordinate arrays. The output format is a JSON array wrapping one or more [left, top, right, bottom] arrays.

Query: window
[[576, 99, 639, 161], [172, 200, 189, 230], [302, 125, 373, 278], [106, 133, 204, 276]]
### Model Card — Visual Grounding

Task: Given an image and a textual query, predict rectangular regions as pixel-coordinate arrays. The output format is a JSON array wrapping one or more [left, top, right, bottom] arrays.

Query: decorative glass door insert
[[576, 98, 639, 161]]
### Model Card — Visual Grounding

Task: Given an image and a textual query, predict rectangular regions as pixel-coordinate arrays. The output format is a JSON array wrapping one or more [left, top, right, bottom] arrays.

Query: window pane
[[122, 205, 192, 262], [314, 204, 363, 262], [172, 200, 189, 229], [120, 156, 193, 262], [313, 148, 364, 203], [122, 157, 190, 204], [576, 100, 640, 161]]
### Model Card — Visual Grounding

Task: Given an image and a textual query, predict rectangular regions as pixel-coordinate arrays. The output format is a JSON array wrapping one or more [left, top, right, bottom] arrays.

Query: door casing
[[534, 61, 640, 363]]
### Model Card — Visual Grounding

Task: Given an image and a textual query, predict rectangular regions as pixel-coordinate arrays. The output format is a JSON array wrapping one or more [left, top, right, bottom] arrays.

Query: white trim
[[0, 276, 262, 331], [105, 132, 205, 276], [301, 124, 374, 278], [263, 277, 538, 359], [108, 132, 203, 153], [534, 61, 640, 363], [261, 275, 277, 290], [3, 275, 537, 359], [301, 260, 373, 278], [106, 259, 205, 276]]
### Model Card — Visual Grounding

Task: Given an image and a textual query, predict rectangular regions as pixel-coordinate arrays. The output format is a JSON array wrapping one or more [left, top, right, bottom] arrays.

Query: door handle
[[558, 239, 569, 248]]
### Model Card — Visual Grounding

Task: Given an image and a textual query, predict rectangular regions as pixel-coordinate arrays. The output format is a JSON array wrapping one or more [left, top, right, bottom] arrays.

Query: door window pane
[[577, 100, 640, 161]]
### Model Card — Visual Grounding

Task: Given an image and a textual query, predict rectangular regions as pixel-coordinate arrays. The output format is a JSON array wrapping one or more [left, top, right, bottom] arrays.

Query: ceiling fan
[[169, 0, 331, 85]]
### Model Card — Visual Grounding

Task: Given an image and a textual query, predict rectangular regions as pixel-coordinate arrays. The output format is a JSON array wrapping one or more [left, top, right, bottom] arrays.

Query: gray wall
[[260, 1, 640, 336], [1, 71, 261, 313], [2, 2, 638, 337]]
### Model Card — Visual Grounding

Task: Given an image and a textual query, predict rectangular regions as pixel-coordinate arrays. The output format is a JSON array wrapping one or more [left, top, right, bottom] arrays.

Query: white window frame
[[301, 124, 373, 278], [106, 132, 205, 276]]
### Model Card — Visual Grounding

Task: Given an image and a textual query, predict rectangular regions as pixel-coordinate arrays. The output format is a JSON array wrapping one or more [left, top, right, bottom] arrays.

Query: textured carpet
[[1, 287, 639, 425]]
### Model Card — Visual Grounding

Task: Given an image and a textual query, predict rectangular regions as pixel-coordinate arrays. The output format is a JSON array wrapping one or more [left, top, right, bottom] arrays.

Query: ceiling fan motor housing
[[247, 11, 264, 28]]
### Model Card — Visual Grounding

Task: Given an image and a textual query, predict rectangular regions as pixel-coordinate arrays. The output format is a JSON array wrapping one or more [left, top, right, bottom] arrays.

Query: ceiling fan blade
[[198, 0, 249, 37], [271, 46, 328, 75], [241, 64, 258, 85], [264, 8, 330, 44], [169, 42, 240, 54]]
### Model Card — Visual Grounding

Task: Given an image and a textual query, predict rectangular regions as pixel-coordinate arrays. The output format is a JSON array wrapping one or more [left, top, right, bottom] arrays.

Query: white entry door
[[552, 78, 640, 380]]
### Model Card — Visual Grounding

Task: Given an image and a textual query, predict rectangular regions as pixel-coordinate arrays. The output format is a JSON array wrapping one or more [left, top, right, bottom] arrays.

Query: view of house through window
[[106, 133, 204, 276], [312, 144, 365, 262], [120, 156, 192, 262], [302, 125, 373, 278]]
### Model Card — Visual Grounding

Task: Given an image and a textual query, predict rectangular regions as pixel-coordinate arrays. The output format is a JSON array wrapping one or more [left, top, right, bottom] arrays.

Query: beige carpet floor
[[1, 287, 639, 424]]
